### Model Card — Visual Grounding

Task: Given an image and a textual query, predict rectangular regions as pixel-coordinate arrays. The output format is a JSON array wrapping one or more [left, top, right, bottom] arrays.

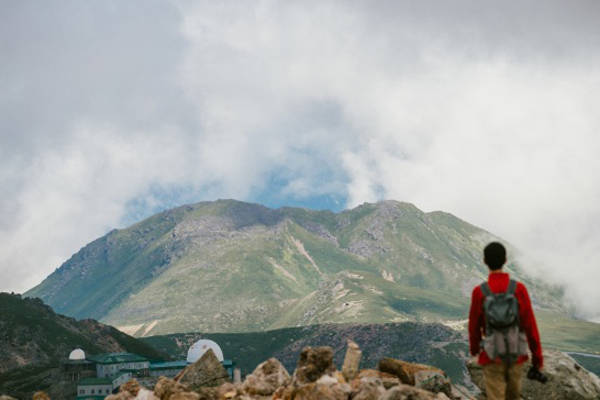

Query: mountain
[[142, 322, 472, 387], [26, 200, 565, 336], [0, 292, 168, 398]]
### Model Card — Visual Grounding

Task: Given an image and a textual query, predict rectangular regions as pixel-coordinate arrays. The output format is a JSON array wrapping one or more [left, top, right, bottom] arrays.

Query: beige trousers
[[483, 362, 524, 400]]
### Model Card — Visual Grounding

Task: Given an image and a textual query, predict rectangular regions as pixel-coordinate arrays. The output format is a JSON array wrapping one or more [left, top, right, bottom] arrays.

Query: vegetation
[[26, 200, 574, 337]]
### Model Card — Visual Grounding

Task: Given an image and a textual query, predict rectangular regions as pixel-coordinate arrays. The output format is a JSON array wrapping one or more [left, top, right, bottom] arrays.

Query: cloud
[[1, 0, 600, 320]]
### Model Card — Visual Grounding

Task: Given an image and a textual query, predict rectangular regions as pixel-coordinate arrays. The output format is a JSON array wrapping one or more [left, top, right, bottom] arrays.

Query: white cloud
[[1, 0, 600, 321]]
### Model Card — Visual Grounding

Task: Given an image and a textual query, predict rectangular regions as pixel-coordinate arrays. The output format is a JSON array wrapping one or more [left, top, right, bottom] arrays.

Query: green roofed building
[[87, 352, 149, 378], [76, 371, 133, 399]]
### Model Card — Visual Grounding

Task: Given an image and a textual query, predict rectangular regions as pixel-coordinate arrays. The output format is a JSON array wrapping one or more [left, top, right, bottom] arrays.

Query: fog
[[1, 0, 599, 320]]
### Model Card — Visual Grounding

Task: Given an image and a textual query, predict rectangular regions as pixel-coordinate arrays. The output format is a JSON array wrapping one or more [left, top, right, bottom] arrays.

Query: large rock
[[293, 346, 336, 385], [379, 357, 446, 386], [175, 348, 231, 390], [242, 358, 291, 396], [154, 376, 198, 400], [383, 383, 451, 399], [467, 350, 600, 400]]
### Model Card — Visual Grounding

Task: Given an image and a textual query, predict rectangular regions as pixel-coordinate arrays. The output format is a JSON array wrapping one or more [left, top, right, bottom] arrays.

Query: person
[[468, 242, 543, 400]]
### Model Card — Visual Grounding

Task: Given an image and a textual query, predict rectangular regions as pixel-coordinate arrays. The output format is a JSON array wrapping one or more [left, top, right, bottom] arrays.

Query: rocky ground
[[2, 343, 600, 400]]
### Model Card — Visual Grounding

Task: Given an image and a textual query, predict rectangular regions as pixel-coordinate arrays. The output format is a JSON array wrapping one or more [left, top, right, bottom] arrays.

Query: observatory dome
[[69, 348, 86, 361], [187, 339, 224, 363]]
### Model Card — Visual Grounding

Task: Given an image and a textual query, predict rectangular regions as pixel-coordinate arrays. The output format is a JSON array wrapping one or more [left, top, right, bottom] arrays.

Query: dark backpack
[[480, 279, 528, 364]]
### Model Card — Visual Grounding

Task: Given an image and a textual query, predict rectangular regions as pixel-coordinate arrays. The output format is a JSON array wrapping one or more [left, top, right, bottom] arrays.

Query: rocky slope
[[25, 200, 567, 336], [143, 322, 471, 387], [0, 293, 168, 398]]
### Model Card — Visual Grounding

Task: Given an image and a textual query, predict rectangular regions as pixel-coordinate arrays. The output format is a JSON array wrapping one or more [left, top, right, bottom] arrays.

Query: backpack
[[480, 279, 528, 364]]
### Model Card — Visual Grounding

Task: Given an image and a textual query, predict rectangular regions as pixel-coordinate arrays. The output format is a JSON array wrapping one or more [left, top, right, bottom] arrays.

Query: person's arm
[[518, 283, 544, 369], [468, 286, 483, 357]]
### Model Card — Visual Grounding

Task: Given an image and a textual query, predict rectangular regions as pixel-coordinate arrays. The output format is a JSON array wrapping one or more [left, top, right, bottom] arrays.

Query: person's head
[[484, 242, 506, 271]]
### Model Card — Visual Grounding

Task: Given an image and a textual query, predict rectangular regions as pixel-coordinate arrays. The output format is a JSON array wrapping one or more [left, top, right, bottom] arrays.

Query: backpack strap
[[480, 282, 492, 297], [507, 279, 517, 295]]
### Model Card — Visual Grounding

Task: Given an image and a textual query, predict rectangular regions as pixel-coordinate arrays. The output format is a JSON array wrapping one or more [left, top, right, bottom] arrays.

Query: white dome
[[69, 348, 86, 361], [187, 339, 224, 363]]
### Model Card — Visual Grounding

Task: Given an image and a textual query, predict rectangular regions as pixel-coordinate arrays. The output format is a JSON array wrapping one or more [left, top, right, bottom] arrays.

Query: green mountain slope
[[0, 292, 168, 398], [142, 322, 472, 387], [26, 200, 566, 336]]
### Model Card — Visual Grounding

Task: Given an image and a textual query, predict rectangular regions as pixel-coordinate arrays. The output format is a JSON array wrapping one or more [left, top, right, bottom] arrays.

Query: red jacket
[[468, 272, 543, 369]]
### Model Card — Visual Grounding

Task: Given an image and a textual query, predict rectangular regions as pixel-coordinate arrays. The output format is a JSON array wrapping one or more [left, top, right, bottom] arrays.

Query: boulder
[[32, 393, 50, 400], [134, 389, 160, 400], [357, 369, 401, 389], [379, 357, 446, 386], [120, 379, 142, 396], [106, 392, 134, 400], [414, 370, 453, 398], [242, 358, 291, 396], [154, 376, 197, 400], [286, 381, 348, 400], [467, 350, 600, 400], [175, 348, 231, 390], [383, 383, 451, 399], [351, 378, 386, 400], [293, 346, 336, 385]]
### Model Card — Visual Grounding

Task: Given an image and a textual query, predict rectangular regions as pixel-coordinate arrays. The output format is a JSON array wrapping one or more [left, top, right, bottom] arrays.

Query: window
[[91, 389, 95, 394]]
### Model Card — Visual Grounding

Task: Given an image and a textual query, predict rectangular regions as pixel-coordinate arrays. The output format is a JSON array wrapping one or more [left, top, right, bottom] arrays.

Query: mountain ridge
[[26, 199, 565, 336]]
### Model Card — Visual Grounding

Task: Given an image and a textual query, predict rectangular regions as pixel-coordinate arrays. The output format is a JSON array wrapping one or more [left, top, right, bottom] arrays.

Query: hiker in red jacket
[[468, 242, 544, 400]]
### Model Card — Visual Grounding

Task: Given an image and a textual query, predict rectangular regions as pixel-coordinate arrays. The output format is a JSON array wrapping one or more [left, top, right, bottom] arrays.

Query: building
[[62, 348, 95, 381], [68, 339, 235, 399], [87, 352, 150, 378], [76, 372, 132, 399]]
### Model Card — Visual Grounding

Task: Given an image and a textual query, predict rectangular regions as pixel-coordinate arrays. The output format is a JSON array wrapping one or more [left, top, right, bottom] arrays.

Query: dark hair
[[484, 242, 506, 270]]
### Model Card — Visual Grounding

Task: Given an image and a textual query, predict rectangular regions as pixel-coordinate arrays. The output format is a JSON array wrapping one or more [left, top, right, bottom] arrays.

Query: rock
[[287, 382, 347, 400], [383, 383, 450, 400], [379, 357, 446, 386], [414, 370, 453, 398], [175, 348, 231, 390], [293, 346, 336, 385], [106, 393, 134, 400], [357, 369, 402, 389], [121, 379, 142, 396], [32, 393, 51, 400], [135, 389, 160, 400], [242, 358, 291, 396], [154, 376, 196, 400], [467, 350, 600, 400], [0, 396, 17, 400], [216, 383, 243, 399], [341, 340, 362, 381], [351, 378, 386, 400]]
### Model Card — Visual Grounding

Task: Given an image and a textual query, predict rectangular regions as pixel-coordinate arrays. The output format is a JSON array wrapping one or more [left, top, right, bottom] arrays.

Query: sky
[[1, 1, 600, 321]]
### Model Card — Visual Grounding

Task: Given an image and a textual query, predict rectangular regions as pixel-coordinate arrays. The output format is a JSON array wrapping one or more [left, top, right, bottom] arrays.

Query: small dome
[[69, 348, 86, 361], [187, 339, 223, 363]]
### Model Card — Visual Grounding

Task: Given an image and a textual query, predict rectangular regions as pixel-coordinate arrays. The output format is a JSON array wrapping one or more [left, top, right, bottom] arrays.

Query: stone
[[175, 348, 231, 390], [467, 350, 600, 400], [121, 379, 142, 396], [351, 378, 386, 400], [383, 383, 447, 400], [357, 369, 402, 389], [0, 396, 17, 400], [294, 346, 336, 385], [135, 389, 160, 400], [32, 393, 51, 400], [242, 358, 291, 396], [288, 382, 347, 400], [379, 357, 446, 386], [106, 393, 134, 400], [414, 370, 453, 398], [341, 340, 362, 381], [154, 376, 195, 400]]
